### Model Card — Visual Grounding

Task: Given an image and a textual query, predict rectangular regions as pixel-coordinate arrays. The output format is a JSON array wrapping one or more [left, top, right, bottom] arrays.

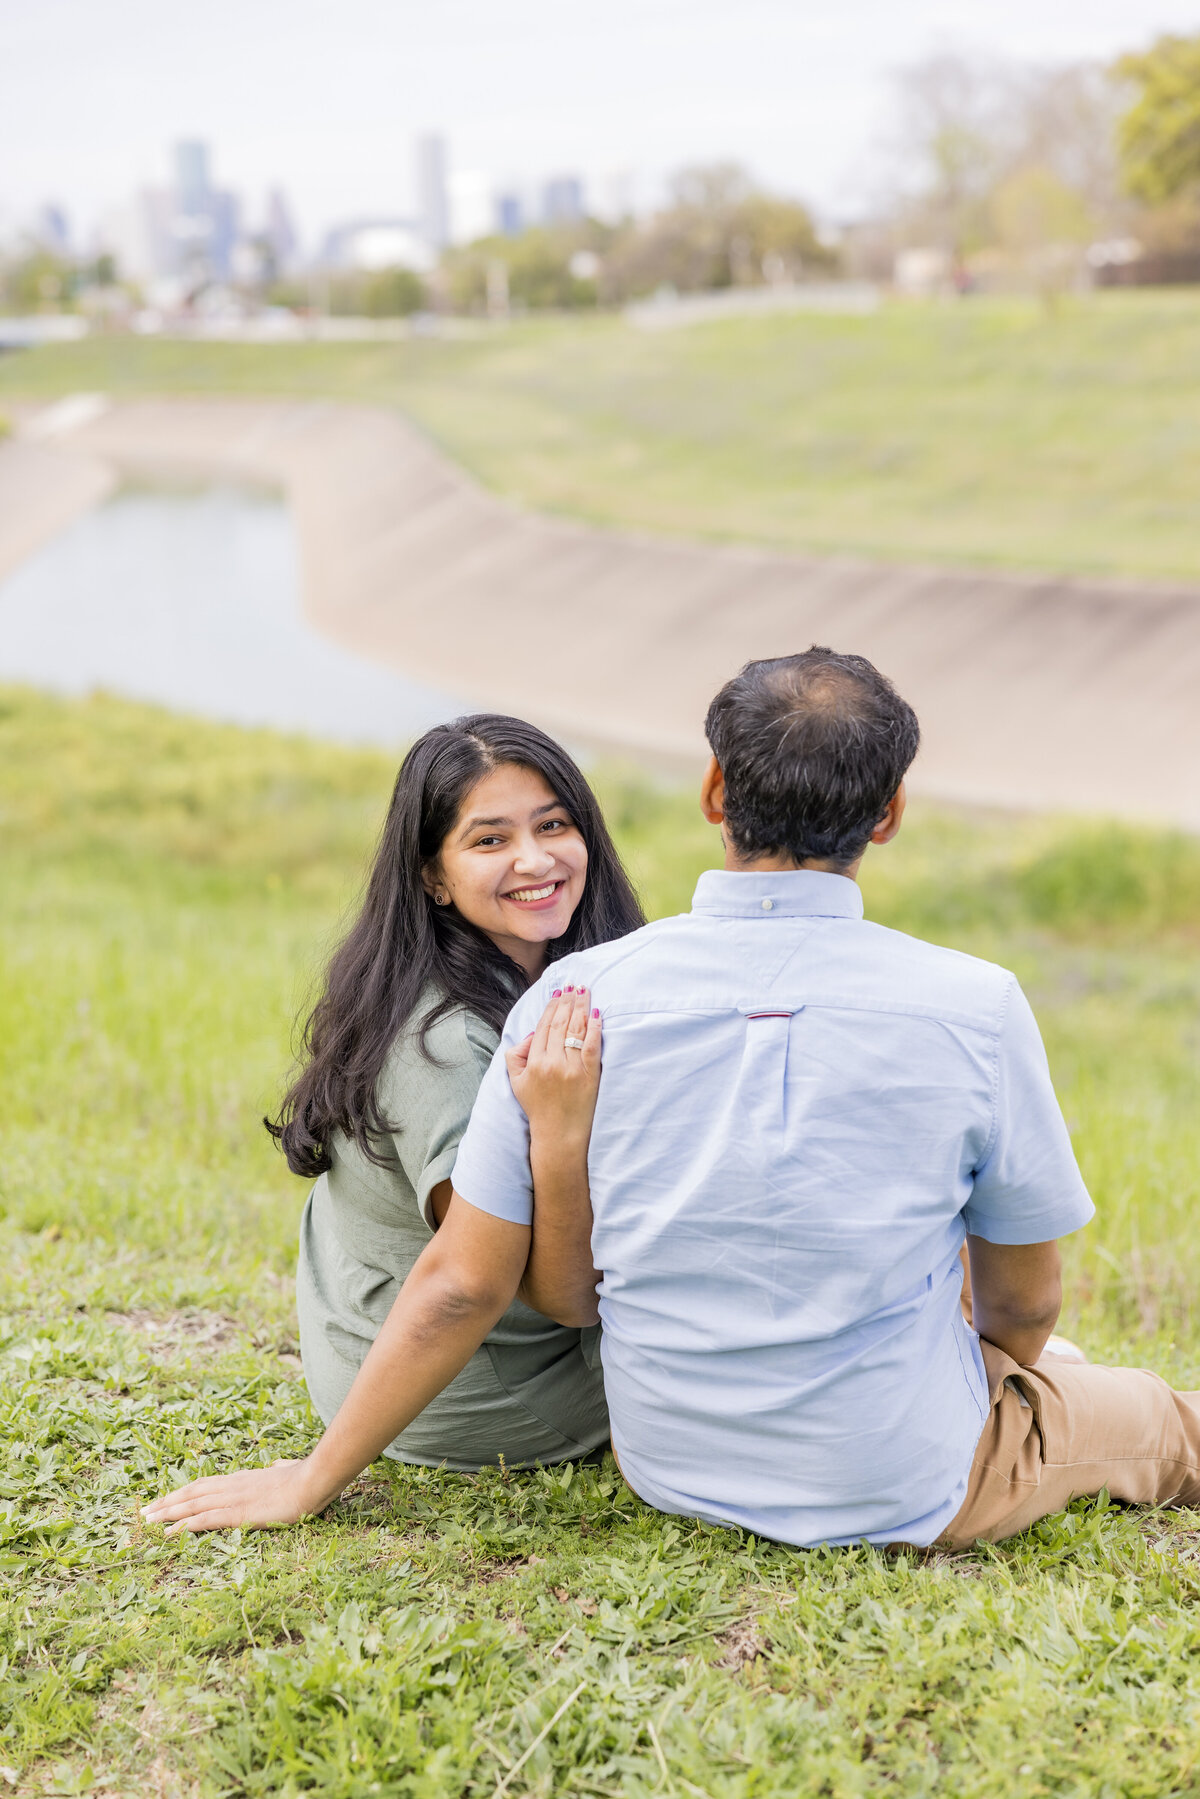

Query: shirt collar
[[691, 868, 865, 921]]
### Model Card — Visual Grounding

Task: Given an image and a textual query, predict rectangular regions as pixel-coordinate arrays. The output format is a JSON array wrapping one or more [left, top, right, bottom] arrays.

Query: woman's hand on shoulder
[[505, 984, 601, 1143], [141, 1457, 332, 1535]]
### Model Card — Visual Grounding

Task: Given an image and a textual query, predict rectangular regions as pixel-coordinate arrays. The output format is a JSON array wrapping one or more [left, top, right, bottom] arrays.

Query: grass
[[4, 684, 1200, 1795], [7, 291, 1200, 580]]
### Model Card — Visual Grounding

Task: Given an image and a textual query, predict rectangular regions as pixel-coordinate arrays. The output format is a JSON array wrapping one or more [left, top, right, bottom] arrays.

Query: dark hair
[[704, 647, 920, 869], [267, 714, 644, 1178]]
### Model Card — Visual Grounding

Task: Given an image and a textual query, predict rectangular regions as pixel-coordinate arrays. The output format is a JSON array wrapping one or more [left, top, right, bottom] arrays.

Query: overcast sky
[[2, 0, 1196, 246]]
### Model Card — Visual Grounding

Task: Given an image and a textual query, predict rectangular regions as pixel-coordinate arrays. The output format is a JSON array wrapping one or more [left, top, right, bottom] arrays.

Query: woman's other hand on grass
[[142, 1457, 331, 1534], [505, 984, 601, 1145]]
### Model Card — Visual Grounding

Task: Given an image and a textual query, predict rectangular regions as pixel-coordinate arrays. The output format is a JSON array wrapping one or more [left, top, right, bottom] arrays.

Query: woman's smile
[[503, 878, 567, 909]]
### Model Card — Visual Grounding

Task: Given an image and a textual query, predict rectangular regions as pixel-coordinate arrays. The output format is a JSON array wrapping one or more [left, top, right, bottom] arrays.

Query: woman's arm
[[142, 1197, 530, 1533], [507, 986, 603, 1328]]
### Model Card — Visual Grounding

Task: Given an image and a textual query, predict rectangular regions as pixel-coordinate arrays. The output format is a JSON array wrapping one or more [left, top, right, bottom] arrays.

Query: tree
[[1016, 63, 1124, 225], [441, 227, 602, 314], [885, 54, 1008, 255], [0, 247, 75, 315], [361, 267, 425, 318], [991, 165, 1094, 302], [324, 266, 427, 317], [881, 51, 1125, 293], [600, 163, 833, 301], [1115, 33, 1200, 202]]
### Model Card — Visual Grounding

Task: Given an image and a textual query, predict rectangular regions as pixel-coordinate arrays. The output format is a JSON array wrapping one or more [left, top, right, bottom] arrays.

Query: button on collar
[[761, 897, 774, 911]]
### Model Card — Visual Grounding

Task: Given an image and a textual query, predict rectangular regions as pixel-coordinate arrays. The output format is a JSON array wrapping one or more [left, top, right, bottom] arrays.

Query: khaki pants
[[938, 1339, 1200, 1547]]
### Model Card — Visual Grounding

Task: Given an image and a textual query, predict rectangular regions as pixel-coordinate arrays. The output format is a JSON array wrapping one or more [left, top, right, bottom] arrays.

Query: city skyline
[[4, 0, 1200, 252], [70, 132, 602, 291]]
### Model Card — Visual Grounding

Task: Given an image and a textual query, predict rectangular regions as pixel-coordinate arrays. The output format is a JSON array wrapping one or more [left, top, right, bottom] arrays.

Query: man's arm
[[960, 978, 1093, 1360], [966, 1236, 1062, 1366], [143, 1197, 529, 1532]]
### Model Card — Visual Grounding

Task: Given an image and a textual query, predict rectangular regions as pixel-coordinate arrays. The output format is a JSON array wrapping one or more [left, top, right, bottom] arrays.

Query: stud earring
[[434, 890, 450, 907]]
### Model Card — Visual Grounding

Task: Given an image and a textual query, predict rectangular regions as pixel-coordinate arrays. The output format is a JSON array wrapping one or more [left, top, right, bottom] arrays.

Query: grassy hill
[[5, 291, 1200, 580], [4, 688, 1200, 1794]]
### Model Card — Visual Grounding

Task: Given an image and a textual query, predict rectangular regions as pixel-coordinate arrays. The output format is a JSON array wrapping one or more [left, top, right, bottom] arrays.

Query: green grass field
[[5, 686, 1200, 1795], [6, 291, 1200, 580]]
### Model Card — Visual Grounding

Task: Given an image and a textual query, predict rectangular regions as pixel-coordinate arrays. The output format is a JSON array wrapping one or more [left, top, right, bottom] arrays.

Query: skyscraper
[[541, 176, 585, 226], [265, 188, 299, 275], [496, 192, 524, 237], [169, 140, 239, 283], [174, 141, 211, 218], [415, 134, 449, 252]]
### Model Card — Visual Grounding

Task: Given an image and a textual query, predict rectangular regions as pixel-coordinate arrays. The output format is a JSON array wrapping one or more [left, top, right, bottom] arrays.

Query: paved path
[[4, 396, 1199, 826]]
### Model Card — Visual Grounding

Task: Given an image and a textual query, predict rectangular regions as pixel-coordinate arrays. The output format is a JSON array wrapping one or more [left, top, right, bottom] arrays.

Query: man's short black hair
[[704, 647, 920, 869]]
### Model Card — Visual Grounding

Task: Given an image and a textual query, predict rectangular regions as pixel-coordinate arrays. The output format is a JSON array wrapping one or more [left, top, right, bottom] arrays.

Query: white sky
[[2, 0, 1196, 247]]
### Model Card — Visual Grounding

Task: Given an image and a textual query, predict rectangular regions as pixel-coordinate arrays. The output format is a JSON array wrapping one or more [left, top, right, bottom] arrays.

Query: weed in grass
[[3, 686, 1200, 1794]]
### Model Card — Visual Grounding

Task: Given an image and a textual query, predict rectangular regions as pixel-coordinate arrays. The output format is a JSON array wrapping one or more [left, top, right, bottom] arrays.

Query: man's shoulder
[[848, 919, 1016, 1031], [499, 919, 683, 1039], [549, 915, 685, 987]]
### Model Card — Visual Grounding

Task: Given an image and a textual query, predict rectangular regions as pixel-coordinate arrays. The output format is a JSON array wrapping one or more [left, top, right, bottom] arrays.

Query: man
[[452, 648, 1200, 1548], [145, 647, 1200, 1544]]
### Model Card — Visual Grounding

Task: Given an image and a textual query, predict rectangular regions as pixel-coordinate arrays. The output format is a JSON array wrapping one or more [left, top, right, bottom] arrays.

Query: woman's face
[[427, 763, 588, 978]]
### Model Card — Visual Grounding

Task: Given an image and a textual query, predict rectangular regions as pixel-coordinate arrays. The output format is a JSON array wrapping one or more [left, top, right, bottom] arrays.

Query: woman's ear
[[420, 862, 444, 902]]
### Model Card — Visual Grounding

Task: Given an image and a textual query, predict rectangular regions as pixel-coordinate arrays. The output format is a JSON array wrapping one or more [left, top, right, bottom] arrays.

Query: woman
[[146, 714, 643, 1532]]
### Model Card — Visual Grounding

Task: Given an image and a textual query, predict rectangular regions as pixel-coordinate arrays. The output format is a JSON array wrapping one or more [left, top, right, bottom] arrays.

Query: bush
[[1014, 823, 1200, 935]]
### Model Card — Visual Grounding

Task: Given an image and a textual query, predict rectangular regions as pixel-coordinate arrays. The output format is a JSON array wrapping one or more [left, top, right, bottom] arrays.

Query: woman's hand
[[505, 985, 601, 1144], [141, 1456, 332, 1535]]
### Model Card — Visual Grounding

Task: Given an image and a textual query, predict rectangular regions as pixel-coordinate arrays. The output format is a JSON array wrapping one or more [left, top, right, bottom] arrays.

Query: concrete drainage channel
[[1, 393, 1198, 823]]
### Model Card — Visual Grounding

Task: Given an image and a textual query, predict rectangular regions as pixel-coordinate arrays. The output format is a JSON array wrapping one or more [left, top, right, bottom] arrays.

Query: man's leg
[[940, 1341, 1200, 1547]]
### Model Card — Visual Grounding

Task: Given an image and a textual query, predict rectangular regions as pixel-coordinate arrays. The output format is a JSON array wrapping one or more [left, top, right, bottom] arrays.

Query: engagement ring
[[564, 1036, 586, 1050]]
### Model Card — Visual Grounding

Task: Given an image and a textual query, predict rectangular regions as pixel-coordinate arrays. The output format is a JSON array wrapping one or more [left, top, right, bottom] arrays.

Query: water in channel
[[0, 483, 462, 744]]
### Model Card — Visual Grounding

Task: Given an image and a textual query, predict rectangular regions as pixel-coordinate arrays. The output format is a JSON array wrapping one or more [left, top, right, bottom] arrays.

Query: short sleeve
[[379, 1006, 497, 1231], [963, 980, 1095, 1245], [451, 982, 552, 1227]]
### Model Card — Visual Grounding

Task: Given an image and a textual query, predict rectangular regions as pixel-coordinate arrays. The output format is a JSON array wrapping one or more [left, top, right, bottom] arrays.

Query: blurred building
[[496, 191, 524, 236], [32, 203, 72, 255], [320, 219, 435, 272], [448, 170, 498, 244], [169, 141, 240, 282], [415, 134, 449, 251], [589, 170, 636, 225], [541, 175, 584, 225], [96, 140, 241, 291], [321, 134, 452, 267], [893, 247, 951, 296], [96, 191, 169, 286], [264, 187, 300, 275]]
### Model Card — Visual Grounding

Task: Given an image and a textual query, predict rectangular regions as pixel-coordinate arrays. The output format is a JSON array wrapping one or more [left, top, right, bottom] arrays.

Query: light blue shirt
[[453, 869, 1095, 1547]]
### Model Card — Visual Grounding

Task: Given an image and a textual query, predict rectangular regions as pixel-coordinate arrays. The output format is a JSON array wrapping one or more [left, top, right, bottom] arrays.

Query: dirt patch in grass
[[104, 1310, 303, 1375], [714, 1616, 772, 1671], [106, 1309, 244, 1361], [477, 1557, 529, 1585]]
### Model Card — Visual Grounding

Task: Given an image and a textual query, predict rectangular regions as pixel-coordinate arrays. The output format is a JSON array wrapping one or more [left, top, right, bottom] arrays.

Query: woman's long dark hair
[[267, 714, 645, 1178]]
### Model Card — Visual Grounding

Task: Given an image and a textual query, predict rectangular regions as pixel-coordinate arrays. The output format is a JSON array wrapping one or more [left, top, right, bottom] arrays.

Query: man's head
[[702, 647, 920, 872]]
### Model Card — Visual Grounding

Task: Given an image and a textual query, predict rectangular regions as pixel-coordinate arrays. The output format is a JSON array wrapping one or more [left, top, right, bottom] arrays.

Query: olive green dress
[[296, 993, 608, 1469]]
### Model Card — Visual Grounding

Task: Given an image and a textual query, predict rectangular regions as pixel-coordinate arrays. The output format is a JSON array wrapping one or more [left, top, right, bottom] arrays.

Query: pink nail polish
[[593, 1008, 600, 1019], [552, 989, 562, 997], [565, 984, 574, 992]]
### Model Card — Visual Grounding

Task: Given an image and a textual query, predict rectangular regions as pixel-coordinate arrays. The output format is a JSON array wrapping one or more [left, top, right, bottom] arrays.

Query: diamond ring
[[563, 1035, 586, 1050]]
